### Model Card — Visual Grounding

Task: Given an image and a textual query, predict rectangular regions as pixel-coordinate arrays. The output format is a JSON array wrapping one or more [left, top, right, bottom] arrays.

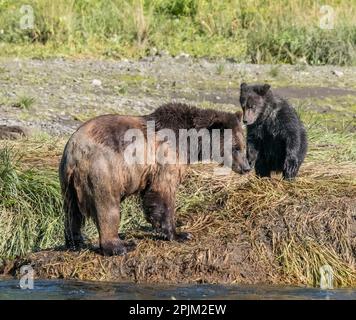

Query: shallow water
[[0, 279, 355, 300]]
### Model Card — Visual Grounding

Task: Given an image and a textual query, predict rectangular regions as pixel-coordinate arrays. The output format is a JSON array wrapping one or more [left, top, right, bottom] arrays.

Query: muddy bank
[[3, 164, 355, 287]]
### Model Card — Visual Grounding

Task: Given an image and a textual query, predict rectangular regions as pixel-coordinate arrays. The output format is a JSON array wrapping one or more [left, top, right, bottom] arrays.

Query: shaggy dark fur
[[145, 103, 242, 132], [239, 83, 307, 179], [59, 102, 249, 256]]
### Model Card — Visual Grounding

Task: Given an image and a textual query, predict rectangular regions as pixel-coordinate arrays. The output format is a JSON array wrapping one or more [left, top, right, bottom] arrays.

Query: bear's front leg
[[255, 157, 271, 178], [283, 154, 299, 180], [142, 189, 192, 242]]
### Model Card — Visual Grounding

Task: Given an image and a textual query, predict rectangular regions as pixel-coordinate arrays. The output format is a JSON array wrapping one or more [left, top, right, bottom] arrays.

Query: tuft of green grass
[[114, 83, 128, 95], [216, 63, 225, 75], [294, 62, 308, 72], [269, 65, 280, 78], [12, 96, 35, 110], [0, 147, 63, 258]]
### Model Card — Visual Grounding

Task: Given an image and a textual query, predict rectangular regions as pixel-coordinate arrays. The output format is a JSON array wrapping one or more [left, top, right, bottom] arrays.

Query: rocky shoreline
[[1, 57, 356, 136]]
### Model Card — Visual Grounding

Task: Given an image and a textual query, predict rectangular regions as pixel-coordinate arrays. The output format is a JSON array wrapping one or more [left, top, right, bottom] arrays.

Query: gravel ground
[[1, 55, 356, 135]]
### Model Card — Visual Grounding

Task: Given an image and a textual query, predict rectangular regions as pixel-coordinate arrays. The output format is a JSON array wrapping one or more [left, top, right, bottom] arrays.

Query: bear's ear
[[235, 111, 243, 122], [240, 82, 247, 90], [255, 83, 271, 96]]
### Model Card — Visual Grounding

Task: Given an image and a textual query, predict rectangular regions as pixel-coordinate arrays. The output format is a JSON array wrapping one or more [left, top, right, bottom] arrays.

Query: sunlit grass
[[0, 0, 355, 65]]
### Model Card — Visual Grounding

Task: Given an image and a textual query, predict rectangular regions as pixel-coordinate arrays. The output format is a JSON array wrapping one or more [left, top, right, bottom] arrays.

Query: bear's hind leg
[[94, 203, 133, 256], [65, 209, 85, 250], [63, 178, 85, 250]]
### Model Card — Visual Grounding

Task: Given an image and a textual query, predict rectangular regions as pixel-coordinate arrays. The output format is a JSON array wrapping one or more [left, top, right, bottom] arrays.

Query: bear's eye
[[246, 101, 255, 110], [246, 97, 255, 108]]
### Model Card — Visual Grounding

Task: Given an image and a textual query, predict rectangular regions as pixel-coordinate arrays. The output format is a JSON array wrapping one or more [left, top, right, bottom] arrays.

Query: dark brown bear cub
[[239, 83, 307, 180]]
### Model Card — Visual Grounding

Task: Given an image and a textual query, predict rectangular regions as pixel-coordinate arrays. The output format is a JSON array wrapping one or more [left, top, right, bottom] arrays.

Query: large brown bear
[[59, 103, 250, 256]]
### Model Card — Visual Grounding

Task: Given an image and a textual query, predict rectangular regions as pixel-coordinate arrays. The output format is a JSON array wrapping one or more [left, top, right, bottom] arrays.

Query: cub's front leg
[[283, 154, 299, 180], [283, 129, 302, 180]]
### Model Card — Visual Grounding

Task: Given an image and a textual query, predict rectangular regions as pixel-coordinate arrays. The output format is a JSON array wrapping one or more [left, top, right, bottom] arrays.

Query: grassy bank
[[0, 0, 355, 65], [0, 106, 355, 287]]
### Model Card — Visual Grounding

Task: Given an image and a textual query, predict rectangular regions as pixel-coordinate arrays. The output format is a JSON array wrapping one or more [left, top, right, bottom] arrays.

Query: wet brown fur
[[59, 103, 248, 256]]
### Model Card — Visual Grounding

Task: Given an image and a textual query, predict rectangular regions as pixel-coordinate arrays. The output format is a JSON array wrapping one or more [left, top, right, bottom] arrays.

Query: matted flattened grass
[[0, 146, 355, 286]]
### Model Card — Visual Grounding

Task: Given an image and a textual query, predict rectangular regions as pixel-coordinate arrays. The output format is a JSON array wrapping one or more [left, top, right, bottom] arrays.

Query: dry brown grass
[[5, 162, 355, 287]]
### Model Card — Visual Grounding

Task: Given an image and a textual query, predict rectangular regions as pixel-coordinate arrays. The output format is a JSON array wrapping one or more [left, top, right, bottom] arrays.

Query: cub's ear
[[236, 111, 243, 122], [240, 82, 247, 90], [255, 83, 271, 96]]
